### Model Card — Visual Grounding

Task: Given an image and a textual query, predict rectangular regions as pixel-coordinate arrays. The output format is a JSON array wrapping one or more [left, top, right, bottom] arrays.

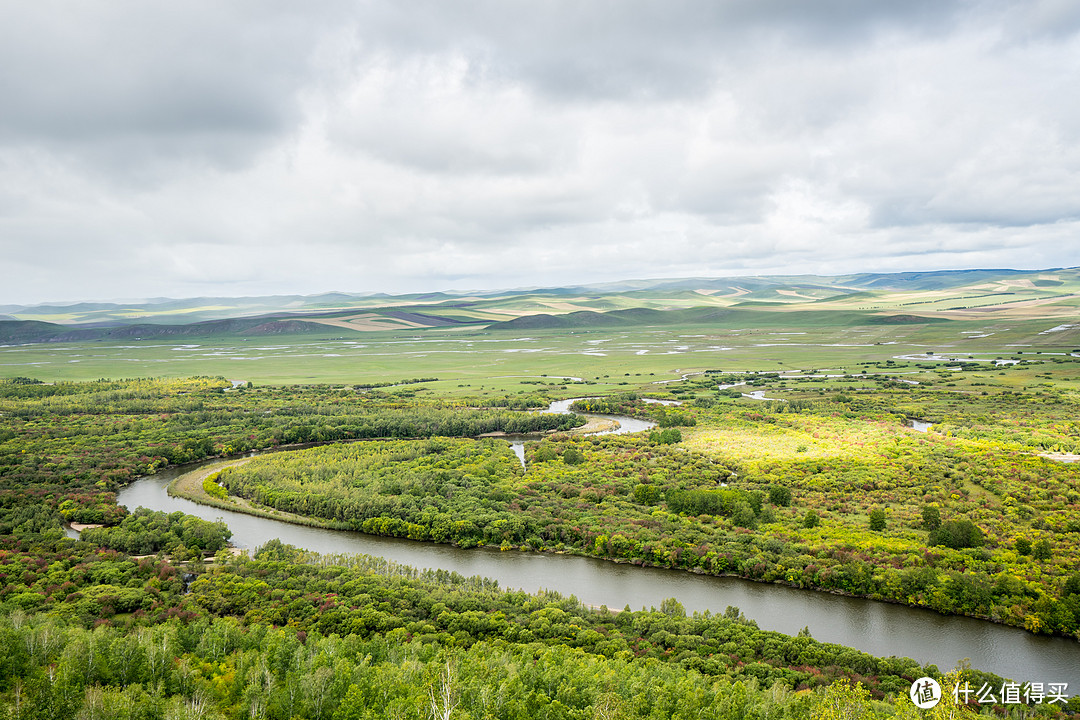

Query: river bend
[[117, 401, 1080, 686]]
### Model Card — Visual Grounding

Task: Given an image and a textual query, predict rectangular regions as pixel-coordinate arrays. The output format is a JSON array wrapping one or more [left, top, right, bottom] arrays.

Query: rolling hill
[[1, 267, 1077, 345]]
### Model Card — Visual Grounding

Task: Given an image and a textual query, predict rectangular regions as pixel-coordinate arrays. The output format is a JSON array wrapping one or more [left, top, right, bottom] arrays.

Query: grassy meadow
[[3, 311, 1078, 392]]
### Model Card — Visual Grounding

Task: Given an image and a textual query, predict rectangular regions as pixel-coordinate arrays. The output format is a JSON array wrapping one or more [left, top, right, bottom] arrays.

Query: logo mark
[[910, 677, 942, 709]]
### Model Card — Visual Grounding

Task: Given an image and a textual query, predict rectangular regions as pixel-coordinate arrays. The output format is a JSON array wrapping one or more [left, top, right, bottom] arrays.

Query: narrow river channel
[[116, 400, 1080, 687]]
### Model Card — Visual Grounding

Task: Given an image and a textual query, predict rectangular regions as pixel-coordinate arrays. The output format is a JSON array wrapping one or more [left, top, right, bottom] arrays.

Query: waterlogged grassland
[[3, 311, 1078, 390]]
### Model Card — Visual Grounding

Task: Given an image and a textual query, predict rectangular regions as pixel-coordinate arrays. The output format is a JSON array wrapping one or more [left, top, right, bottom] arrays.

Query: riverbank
[[167, 454, 1044, 639], [169, 460, 956, 616], [122, 465, 1080, 685], [129, 395, 1080, 654], [162, 433, 1079, 645], [571, 415, 620, 434], [168, 458, 352, 531], [1041, 452, 1080, 463]]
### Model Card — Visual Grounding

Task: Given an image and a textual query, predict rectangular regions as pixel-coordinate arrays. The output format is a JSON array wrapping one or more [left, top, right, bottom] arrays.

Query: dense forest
[[2, 374, 1079, 717], [0, 377, 582, 522], [0, 536, 1008, 719]]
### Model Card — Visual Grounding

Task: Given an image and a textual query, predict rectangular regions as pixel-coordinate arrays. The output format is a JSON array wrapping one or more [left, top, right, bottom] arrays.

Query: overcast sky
[[2, 1, 1079, 304]]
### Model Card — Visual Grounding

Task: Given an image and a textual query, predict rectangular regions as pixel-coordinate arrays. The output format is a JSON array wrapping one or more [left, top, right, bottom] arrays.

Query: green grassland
[[3, 310, 1077, 391], [3, 269, 1078, 388]]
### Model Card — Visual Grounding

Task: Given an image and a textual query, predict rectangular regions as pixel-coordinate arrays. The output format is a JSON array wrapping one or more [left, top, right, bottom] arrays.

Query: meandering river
[[116, 400, 1080, 687]]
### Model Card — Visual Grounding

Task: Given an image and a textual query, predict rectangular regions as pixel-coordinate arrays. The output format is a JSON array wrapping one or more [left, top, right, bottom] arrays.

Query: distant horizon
[[5, 264, 1076, 309]]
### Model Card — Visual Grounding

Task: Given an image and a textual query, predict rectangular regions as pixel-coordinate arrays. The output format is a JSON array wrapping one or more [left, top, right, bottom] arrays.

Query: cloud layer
[[2, 1, 1079, 303]]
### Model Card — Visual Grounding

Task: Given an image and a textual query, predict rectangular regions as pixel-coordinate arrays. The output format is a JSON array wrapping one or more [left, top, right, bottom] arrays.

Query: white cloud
[[0, 1, 1078, 303]]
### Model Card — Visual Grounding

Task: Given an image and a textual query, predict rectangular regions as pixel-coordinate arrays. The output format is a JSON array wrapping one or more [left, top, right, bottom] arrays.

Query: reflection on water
[[503, 396, 656, 470], [509, 440, 526, 469]]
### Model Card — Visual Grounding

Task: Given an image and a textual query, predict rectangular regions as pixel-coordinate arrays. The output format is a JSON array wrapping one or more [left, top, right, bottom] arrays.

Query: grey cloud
[[2, 0, 1080, 304], [340, 1, 966, 103], [0, 2, 340, 178], [993, 0, 1080, 42]]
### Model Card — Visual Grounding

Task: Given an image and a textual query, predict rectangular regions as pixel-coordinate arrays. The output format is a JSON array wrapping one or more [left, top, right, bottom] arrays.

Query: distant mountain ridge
[[1, 267, 1077, 345], [483, 307, 951, 331]]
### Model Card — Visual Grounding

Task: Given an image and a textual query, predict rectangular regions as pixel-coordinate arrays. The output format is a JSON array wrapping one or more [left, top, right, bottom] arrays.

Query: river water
[[115, 403, 1080, 687], [504, 398, 657, 469]]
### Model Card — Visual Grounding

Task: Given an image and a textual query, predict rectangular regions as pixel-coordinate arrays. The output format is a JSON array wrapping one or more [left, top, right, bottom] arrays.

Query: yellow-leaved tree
[[811, 680, 875, 720], [813, 671, 978, 720], [927, 671, 978, 720]]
